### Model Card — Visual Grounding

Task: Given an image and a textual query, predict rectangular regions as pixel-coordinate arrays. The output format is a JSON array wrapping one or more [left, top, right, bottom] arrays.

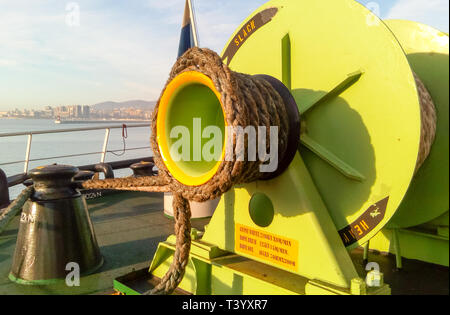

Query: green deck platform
[[0, 192, 447, 295], [0, 191, 207, 295]]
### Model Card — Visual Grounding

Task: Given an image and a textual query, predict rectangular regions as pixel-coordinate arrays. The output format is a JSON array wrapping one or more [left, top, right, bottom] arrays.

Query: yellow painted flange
[[156, 71, 227, 186], [221, 0, 423, 248]]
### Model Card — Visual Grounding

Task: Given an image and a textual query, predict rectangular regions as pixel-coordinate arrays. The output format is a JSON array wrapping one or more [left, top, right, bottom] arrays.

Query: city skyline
[[0, 98, 155, 112], [0, 103, 153, 120], [1, 0, 448, 110]]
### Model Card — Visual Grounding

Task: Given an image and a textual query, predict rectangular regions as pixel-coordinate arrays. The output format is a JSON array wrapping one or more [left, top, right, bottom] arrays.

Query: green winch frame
[[115, 0, 449, 295]]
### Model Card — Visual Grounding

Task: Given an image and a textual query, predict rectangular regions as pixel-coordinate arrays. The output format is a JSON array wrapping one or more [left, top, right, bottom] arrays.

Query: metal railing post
[[0, 124, 151, 173], [101, 128, 111, 163], [24, 134, 33, 173]]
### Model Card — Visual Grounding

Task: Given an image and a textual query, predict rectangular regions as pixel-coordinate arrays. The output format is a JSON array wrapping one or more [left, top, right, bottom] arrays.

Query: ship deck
[[0, 191, 448, 295]]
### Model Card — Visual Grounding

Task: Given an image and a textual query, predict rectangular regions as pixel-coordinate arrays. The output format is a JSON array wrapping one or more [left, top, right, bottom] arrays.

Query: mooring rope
[[0, 47, 438, 296], [0, 186, 34, 235], [414, 73, 437, 172]]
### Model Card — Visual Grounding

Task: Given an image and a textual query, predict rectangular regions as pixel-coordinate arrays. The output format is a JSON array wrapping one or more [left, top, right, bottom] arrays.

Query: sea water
[[0, 118, 153, 197]]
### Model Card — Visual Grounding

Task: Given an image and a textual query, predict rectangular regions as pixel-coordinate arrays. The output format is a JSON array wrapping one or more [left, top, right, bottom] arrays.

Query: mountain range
[[91, 100, 157, 112]]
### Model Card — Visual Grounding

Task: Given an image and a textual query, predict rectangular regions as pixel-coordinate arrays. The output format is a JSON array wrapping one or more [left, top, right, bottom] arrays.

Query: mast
[[187, 0, 199, 47]]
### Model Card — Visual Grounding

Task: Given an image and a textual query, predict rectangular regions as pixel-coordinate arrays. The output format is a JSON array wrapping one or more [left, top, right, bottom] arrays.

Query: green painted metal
[[223, 0, 424, 249], [429, 212, 450, 228], [281, 33, 291, 90], [369, 227, 449, 267], [202, 153, 360, 289], [384, 20, 449, 229], [364, 20, 449, 269], [8, 273, 64, 286], [117, 1, 448, 296], [300, 71, 363, 115], [142, 234, 390, 295], [300, 134, 366, 181], [438, 227, 449, 238], [392, 229, 403, 269], [363, 242, 370, 262], [248, 193, 275, 227]]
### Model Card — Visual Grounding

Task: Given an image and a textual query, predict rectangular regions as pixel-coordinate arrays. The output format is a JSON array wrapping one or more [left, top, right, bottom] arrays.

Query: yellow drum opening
[[157, 71, 227, 186]]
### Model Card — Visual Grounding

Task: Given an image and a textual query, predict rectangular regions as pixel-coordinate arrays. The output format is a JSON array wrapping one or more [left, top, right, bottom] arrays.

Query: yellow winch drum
[[154, 0, 448, 249], [155, 69, 300, 187], [157, 71, 227, 187]]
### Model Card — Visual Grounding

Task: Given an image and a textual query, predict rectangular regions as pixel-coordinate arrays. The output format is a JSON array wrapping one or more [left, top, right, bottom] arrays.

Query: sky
[[0, 0, 448, 110]]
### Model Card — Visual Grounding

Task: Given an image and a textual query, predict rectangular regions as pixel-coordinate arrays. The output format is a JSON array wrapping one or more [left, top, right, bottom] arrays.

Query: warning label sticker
[[235, 223, 299, 272]]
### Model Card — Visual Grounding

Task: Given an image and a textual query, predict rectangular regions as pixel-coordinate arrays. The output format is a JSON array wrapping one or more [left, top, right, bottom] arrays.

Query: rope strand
[[0, 186, 34, 235]]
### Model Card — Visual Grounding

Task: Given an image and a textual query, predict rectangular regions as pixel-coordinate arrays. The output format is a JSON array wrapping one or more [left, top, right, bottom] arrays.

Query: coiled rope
[[0, 47, 438, 295], [414, 73, 437, 172], [82, 47, 291, 294]]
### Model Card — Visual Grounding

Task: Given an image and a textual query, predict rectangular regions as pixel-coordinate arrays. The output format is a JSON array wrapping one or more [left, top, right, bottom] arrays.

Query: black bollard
[[130, 161, 157, 177], [74, 170, 95, 182], [9, 165, 103, 285], [0, 168, 10, 209], [94, 163, 114, 179]]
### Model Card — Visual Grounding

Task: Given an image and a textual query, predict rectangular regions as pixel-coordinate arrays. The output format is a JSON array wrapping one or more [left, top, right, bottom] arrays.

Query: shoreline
[[1, 117, 151, 124]]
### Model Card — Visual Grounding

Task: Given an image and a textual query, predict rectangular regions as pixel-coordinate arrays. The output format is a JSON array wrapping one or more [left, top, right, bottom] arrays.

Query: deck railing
[[0, 123, 153, 205], [0, 123, 151, 173]]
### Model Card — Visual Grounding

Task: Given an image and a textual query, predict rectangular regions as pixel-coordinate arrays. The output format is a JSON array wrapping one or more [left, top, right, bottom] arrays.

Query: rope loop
[[151, 47, 290, 203]]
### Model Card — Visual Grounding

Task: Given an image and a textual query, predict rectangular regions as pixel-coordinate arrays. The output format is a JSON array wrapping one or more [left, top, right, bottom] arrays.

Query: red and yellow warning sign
[[235, 223, 299, 272]]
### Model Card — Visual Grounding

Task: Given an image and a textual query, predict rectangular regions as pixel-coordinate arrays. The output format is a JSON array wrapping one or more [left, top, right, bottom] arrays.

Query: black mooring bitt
[[0, 168, 10, 209], [9, 164, 103, 285], [94, 163, 115, 179]]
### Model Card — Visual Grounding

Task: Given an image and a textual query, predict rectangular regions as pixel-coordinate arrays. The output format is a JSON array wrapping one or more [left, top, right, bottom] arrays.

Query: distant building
[[68, 106, 74, 117], [82, 105, 90, 118], [3, 101, 153, 120], [74, 105, 82, 118], [43, 106, 54, 118], [56, 106, 70, 118]]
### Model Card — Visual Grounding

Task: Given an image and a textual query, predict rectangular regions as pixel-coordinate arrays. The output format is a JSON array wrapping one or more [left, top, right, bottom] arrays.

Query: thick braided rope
[[150, 47, 290, 203], [414, 73, 437, 172], [82, 175, 170, 192], [0, 186, 34, 235], [145, 193, 191, 295]]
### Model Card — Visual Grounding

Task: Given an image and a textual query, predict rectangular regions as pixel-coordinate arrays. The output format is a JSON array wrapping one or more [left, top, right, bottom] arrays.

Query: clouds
[[146, 0, 183, 10], [0, 1, 180, 108], [0, 59, 18, 67], [195, 1, 267, 53], [0, 0, 448, 110], [385, 0, 449, 32], [0, 0, 268, 109]]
